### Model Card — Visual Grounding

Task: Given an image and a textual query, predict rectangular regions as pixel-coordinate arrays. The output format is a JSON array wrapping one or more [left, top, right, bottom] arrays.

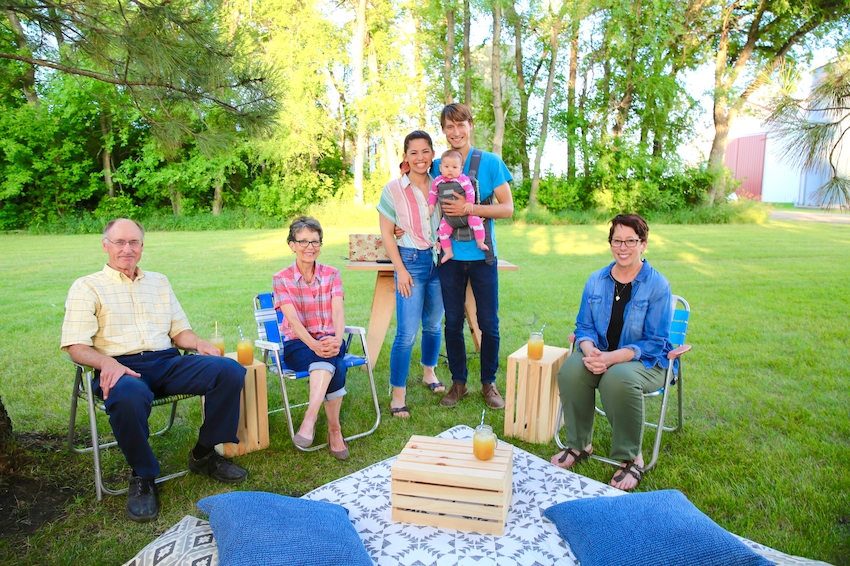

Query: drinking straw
[[215, 321, 218, 335], [238, 325, 244, 340], [480, 409, 486, 427], [540, 323, 547, 333]]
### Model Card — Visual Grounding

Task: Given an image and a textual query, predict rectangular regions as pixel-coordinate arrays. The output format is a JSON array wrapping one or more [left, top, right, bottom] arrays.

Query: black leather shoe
[[126, 476, 159, 523], [188, 451, 248, 484]]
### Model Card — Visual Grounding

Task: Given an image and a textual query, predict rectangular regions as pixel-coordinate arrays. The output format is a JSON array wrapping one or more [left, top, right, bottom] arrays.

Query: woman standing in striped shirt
[[377, 131, 445, 418]]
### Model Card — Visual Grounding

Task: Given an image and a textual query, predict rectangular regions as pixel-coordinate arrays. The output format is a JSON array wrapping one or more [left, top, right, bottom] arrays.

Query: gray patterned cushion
[[122, 515, 217, 566]]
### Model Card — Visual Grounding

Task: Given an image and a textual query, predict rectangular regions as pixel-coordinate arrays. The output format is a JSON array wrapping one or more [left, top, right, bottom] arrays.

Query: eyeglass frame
[[105, 238, 143, 248], [608, 238, 643, 248], [293, 239, 323, 248]]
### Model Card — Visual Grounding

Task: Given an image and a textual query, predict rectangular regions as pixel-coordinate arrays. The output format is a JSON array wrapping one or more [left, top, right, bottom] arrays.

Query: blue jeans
[[94, 348, 245, 479], [389, 247, 444, 388], [439, 259, 499, 385]]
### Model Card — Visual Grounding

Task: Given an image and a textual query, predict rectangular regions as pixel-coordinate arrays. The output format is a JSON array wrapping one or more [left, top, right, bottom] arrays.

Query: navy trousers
[[94, 348, 245, 479]]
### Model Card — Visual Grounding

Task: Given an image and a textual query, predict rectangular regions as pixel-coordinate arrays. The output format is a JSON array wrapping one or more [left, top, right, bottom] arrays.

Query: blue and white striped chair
[[253, 292, 380, 452], [554, 294, 691, 472]]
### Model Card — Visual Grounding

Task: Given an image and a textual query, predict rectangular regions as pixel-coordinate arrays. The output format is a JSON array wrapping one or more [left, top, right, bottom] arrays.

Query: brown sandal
[[611, 460, 644, 491], [553, 447, 592, 469]]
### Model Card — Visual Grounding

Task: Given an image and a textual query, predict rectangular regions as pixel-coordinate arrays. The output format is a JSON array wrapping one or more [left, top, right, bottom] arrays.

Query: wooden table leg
[[366, 271, 396, 369], [463, 281, 482, 351]]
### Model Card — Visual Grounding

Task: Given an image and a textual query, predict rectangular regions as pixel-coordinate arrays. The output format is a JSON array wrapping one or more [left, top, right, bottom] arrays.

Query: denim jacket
[[574, 260, 674, 370]]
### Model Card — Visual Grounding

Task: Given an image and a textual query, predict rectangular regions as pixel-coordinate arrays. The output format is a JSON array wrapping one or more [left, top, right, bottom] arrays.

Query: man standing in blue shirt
[[433, 103, 514, 409]]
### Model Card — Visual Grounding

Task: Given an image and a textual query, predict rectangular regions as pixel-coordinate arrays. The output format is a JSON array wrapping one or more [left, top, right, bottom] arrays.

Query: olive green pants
[[557, 350, 666, 461]]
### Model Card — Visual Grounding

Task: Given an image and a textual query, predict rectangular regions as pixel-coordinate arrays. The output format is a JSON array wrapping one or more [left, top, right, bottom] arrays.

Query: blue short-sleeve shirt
[[432, 147, 512, 260]]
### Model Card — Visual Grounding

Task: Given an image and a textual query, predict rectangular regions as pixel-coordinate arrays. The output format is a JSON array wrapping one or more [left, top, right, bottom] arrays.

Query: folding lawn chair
[[253, 292, 381, 452], [554, 294, 691, 472], [67, 357, 198, 501]]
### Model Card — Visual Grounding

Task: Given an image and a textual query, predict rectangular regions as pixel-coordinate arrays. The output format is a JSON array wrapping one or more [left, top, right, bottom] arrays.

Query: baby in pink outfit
[[427, 149, 489, 263]]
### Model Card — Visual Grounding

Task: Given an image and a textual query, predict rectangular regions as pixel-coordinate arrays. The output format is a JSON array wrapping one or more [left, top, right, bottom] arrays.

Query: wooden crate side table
[[213, 354, 269, 458], [504, 345, 570, 444], [391, 435, 513, 536]]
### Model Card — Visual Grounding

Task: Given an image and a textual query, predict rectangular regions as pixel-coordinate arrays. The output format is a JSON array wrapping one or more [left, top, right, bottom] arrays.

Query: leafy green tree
[[0, 0, 274, 140], [704, 0, 850, 204]]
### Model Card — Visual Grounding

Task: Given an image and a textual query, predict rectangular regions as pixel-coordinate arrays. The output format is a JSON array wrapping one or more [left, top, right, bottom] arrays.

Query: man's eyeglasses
[[294, 239, 322, 248], [106, 238, 143, 248], [609, 238, 641, 248]]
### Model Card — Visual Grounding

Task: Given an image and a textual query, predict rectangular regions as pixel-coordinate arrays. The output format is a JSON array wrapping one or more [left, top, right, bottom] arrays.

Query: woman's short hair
[[440, 103, 474, 127], [609, 213, 649, 242], [287, 216, 323, 243], [403, 130, 433, 154]]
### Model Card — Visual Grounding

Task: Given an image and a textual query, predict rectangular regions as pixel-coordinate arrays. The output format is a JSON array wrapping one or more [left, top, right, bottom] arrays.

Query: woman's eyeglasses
[[609, 238, 641, 248], [294, 239, 322, 248]]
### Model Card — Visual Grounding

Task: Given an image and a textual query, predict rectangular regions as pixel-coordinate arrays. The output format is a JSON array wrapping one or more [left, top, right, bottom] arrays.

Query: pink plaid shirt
[[272, 262, 344, 342]]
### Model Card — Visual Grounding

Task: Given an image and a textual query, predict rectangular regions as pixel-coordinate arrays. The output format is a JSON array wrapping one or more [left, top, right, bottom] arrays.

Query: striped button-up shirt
[[273, 262, 344, 341], [377, 174, 440, 263], [61, 265, 191, 357]]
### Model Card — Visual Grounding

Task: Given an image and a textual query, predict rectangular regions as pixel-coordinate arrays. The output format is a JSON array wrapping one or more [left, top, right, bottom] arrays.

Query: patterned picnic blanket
[[124, 425, 831, 566]]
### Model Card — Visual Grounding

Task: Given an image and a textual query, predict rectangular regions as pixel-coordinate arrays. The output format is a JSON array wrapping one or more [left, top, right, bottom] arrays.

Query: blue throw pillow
[[543, 490, 773, 566], [197, 491, 372, 566]]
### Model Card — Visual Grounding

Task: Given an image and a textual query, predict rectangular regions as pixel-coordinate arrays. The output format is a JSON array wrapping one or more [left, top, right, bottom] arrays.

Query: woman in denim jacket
[[551, 214, 674, 491]]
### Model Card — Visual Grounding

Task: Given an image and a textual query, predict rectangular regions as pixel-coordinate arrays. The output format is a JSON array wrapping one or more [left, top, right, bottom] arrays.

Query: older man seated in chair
[[61, 218, 248, 523]]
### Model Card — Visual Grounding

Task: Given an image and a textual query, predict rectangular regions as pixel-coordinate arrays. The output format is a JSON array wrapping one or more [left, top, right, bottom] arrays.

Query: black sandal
[[554, 447, 592, 469], [390, 405, 411, 418], [611, 460, 644, 491]]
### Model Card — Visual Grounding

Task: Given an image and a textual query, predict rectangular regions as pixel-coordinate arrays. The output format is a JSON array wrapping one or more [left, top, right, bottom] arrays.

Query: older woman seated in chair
[[273, 216, 350, 460], [551, 213, 675, 490]]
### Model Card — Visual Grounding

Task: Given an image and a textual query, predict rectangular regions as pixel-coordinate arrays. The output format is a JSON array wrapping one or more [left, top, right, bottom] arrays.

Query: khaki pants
[[557, 350, 665, 461]]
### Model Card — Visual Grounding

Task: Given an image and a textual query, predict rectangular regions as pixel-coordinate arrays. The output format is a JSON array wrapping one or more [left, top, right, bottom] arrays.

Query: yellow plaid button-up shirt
[[61, 265, 192, 357]]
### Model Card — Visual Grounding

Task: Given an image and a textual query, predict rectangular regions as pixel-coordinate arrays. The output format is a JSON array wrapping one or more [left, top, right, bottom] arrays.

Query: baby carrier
[[437, 149, 496, 264]]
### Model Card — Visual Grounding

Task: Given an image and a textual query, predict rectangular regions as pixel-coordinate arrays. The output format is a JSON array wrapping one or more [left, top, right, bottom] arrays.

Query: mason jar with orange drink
[[473, 424, 498, 460], [527, 331, 544, 360], [237, 337, 254, 365]]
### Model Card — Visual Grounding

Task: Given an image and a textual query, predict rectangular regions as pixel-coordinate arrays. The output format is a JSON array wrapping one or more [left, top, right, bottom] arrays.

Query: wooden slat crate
[[391, 435, 513, 536], [504, 344, 570, 443], [215, 354, 269, 457]]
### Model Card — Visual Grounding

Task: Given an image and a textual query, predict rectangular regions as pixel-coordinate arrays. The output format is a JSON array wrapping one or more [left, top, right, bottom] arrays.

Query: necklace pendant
[[615, 295, 620, 301]]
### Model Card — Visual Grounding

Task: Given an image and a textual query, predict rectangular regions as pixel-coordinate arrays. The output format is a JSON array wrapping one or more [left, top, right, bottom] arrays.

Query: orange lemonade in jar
[[527, 331, 544, 360], [210, 333, 225, 357], [473, 425, 497, 460], [237, 337, 254, 365]]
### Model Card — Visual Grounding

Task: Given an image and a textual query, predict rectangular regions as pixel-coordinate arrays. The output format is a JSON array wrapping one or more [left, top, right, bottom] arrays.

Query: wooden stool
[[215, 355, 269, 457], [504, 345, 570, 443]]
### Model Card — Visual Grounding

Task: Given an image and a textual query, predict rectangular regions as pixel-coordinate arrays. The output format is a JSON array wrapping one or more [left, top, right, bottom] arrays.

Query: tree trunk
[[567, 19, 579, 183], [0, 396, 13, 473], [463, 0, 472, 105], [212, 177, 223, 215], [414, 14, 427, 127], [169, 183, 182, 215], [353, 0, 367, 205], [369, 40, 397, 181], [490, 1, 504, 158], [444, 7, 455, 104], [530, 5, 566, 210], [6, 10, 40, 107], [508, 4, 530, 181], [100, 109, 115, 197]]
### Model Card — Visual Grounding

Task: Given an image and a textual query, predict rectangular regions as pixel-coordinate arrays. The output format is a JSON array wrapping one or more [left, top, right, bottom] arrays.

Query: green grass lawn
[[1, 219, 849, 565]]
